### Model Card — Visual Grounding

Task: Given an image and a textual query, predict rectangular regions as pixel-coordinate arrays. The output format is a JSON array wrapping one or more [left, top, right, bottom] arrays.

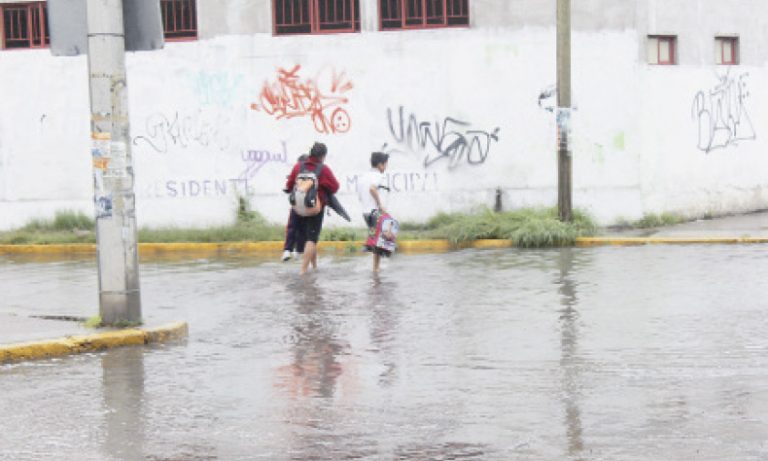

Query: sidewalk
[[605, 210, 768, 238], [0, 310, 187, 363], [576, 210, 768, 245], [0, 312, 94, 345]]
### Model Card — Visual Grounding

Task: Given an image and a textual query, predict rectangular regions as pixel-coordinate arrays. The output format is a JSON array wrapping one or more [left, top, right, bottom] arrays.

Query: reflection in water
[[101, 348, 146, 461], [368, 273, 400, 388], [277, 275, 348, 399], [556, 248, 585, 459]]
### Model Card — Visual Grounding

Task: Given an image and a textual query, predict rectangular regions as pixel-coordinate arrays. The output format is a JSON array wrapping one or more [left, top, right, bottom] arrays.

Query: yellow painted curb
[[0, 322, 188, 364], [576, 237, 768, 246], [0, 244, 96, 254], [3, 237, 766, 256], [0, 240, 478, 255]]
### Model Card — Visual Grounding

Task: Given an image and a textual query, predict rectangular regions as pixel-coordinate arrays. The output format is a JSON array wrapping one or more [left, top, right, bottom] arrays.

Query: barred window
[[274, 0, 360, 35], [161, 0, 198, 40], [380, 0, 468, 30], [1, 2, 49, 50], [715, 36, 739, 65], [648, 35, 677, 65]]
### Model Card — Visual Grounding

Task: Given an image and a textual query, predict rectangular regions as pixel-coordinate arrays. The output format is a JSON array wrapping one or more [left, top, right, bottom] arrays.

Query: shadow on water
[[556, 248, 586, 460]]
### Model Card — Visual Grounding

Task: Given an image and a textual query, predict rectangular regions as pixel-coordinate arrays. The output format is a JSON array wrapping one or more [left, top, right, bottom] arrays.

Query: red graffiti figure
[[250, 65, 353, 135]]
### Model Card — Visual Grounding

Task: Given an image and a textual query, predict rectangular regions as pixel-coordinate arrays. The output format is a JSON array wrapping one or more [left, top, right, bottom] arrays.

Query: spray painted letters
[[191, 71, 243, 107], [386, 106, 500, 170], [239, 141, 289, 180], [250, 65, 353, 135], [692, 71, 756, 153], [133, 110, 232, 154]]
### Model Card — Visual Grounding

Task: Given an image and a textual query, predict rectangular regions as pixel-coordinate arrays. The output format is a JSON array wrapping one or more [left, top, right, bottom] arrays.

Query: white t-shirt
[[357, 169, 387, 214]]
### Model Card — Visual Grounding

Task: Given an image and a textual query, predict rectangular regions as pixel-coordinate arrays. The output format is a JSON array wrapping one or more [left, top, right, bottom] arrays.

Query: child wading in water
[[357, 152, 390, 272]]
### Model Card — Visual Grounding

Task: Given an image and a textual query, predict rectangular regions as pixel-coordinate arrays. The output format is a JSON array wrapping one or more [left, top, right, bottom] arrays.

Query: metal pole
[[86, 0, 141, 325], [557, 0, 573, 222]]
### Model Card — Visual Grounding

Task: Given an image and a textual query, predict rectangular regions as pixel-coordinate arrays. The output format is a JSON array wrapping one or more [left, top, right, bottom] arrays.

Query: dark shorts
[[298, 209, 325, 243]]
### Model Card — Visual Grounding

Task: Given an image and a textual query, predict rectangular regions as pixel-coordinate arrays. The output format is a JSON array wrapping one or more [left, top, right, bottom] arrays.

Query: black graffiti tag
[[387, 106, 500, 170], [133, 110, 231, 154], [692, 72, 756, 153]]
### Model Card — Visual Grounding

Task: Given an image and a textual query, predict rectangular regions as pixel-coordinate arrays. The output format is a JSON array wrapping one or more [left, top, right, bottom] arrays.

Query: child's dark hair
[[297, 154, 309, 162], [370, 152, 389, 168], [310, 142, 327, 159]]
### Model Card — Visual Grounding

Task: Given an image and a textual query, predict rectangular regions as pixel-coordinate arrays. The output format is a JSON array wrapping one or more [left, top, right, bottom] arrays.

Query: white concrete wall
[[1, 17, 767, 230]]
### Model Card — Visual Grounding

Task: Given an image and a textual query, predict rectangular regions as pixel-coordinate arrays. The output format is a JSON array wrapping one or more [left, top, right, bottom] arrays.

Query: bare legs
[[300, 241, 318, 275], [373, 252, 381, 273]]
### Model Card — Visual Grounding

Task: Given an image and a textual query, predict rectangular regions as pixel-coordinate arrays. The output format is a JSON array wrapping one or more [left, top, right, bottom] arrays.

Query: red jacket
[[285, 158, 340, 206]]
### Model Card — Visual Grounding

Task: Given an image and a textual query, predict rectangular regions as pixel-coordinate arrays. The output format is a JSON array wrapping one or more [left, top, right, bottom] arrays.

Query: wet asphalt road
[[1, 246, 768, 461]]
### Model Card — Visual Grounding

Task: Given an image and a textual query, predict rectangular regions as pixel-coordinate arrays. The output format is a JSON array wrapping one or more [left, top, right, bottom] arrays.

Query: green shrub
[[426, 207, 597, 248]]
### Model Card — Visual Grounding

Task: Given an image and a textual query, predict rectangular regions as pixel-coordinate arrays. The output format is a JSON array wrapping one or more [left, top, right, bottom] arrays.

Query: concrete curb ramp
[[0, 322, 188, 364], [576, 237, 768, 246]]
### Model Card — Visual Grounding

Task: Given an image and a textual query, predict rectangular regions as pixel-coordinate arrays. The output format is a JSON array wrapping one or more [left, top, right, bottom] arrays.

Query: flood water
[[1, 246, 768, 460]]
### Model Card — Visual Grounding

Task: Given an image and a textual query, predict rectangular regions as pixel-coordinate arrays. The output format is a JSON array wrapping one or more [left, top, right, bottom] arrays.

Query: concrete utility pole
[[87, 0, 141, 325], [556, 0, 573, 222]]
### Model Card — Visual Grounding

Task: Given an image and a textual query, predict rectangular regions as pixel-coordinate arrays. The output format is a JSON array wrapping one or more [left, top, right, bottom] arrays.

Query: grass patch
[[84, 315, 103, 328], [22, 210, 94, 232], [633, 212, 686, 229], [0, 206, 597, 248], [0, 210, 96, 244]]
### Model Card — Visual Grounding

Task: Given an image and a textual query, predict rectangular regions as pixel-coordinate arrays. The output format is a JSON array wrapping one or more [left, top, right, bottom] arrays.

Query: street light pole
[[557, 0, 573, 222], [86, 0, 142, 325]]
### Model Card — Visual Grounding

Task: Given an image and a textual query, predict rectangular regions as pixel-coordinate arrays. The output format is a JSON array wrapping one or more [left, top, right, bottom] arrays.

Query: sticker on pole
[[105, 141, 128, 178], [95, 193, 113, 219], [92, 132, 111, 171]]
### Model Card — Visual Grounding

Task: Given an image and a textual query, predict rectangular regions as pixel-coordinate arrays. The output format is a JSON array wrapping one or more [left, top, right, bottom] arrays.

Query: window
[[1, 2, 48, 50], [274, 0, 360, 35], [715, 36, 738, 65], [647, 35, 676, 65], [380, 0, 468, 30], [161, 0, 197, 40]]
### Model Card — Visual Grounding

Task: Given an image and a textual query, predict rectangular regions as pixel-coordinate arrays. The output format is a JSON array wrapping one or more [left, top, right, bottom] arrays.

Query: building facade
[[0, 0, 766, 230]]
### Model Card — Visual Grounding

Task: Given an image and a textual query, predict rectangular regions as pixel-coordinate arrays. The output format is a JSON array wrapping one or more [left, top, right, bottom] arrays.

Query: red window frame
[[161, 0, 198, 40], [1, 2, 49, 50], [650, 35, 676, 65], [716, 36, 739, 65], [380, 0, 469, 30], [274, 0, 360, 36]]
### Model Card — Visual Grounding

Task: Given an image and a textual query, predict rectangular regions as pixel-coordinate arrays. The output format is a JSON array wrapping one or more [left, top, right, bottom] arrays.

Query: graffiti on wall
[[345, 171, 439, 194], [133, 110, 232, 154], [250, 65, 353, 135], [386, 106, 500, 170], [538, 85, 557, 113], [139, 177, 253, 199], [692, 71, 756, 153], [191, 71, 244, 107], [239, 141, 290, 180]]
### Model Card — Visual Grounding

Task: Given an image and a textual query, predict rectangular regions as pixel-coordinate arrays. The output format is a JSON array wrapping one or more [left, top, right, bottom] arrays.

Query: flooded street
[[2, 246, 768, 460]]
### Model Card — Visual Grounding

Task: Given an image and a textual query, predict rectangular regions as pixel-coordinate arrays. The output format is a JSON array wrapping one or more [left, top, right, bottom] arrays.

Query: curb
[[0, 322, 188, 364], [0, 240, 513, 255], [1, 237, 766, 256], [576, 237, 768, 246]]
